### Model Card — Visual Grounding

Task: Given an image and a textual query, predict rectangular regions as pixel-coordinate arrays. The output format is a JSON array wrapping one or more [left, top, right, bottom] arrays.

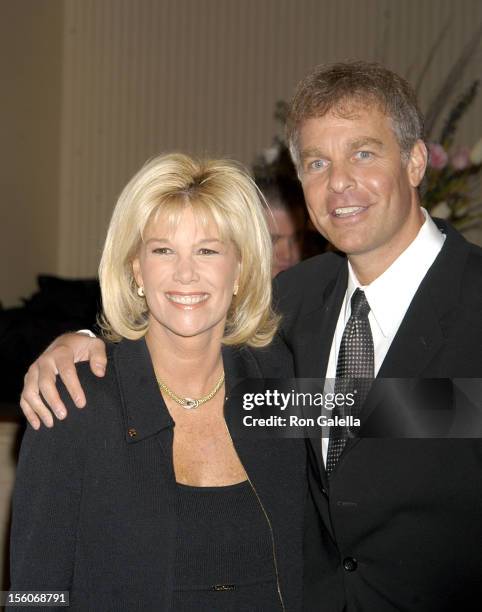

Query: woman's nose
[[172, 255, 199, 283]]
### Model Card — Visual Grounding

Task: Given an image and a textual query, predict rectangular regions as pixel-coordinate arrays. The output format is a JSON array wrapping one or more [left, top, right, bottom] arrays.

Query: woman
[[10, 154, 306, 611]]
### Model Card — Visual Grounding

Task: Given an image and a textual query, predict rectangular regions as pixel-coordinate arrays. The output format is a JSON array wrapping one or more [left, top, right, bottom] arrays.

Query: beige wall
[[1, 0, 481, 295], [57, 0, 482, 277], [0, 0, 63, 307]]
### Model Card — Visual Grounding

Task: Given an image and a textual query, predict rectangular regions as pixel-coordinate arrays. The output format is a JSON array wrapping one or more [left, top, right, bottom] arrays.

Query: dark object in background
[[0, 276, 101, 404]]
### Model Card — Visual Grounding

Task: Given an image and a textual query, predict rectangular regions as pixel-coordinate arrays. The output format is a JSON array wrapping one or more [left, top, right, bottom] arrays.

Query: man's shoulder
[[460, 241, 482, 303], [243, 337, 295, 379], [274, 251, 345, 295], [465, 241, 482, 275]]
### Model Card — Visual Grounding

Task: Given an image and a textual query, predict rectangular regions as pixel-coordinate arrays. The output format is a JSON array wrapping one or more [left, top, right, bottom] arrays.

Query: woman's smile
[[165, 292, 210, 309]]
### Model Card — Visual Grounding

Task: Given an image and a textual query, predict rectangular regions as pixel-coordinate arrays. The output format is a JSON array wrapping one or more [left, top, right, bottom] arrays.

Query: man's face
[[297, 106, 426, 267]]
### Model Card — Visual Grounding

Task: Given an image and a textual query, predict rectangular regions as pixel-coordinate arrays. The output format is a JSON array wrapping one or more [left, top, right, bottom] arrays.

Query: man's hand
[[20, 333, 107, 429]]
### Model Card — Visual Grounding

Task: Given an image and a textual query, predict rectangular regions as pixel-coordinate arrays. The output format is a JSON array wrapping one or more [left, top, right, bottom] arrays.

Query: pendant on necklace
[[183, 398, 200, 409]]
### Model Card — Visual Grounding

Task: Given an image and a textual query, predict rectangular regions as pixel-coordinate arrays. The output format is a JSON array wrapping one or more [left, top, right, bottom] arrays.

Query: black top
[[9, 338, 305, 611], [173, 480, 280, 611]]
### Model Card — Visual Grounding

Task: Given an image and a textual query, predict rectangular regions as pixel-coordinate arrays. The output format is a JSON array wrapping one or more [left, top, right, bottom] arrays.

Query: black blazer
[[274, 219, 482, 612], [10, 338, 306, 611]]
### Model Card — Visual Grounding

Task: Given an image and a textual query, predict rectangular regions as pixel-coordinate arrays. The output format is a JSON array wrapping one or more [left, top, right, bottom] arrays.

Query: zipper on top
[[223, 414, 286, 611]]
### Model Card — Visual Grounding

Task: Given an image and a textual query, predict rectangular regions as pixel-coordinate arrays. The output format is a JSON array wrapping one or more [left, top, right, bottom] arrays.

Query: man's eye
[[153, 247, 173, 255], [308, 159, 327, 171], [198, 248, 218, 255], [354, 151, 373, 160]]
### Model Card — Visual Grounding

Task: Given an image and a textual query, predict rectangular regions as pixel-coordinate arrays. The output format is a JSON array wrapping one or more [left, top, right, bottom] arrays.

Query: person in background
[[257, 178, 306, 277], [10, 153, 305, 611]]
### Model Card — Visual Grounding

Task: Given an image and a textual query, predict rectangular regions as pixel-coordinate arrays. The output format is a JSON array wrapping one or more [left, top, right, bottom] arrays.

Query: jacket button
[[127, 428, 137, 438], [212, 584, 235, 591], [343, 557, 357, 572]]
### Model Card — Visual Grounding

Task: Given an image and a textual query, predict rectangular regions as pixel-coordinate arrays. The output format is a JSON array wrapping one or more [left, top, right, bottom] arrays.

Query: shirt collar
[[345, 208, 445, 338]]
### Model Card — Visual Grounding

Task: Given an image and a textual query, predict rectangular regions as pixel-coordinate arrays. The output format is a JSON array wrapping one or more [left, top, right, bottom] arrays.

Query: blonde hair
[[99, 153, 279, 346]]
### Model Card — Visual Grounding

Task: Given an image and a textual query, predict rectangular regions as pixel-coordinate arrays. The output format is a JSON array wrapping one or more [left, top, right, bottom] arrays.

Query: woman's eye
[[152, 247, 173, 255], [198, 248, 218, 255]]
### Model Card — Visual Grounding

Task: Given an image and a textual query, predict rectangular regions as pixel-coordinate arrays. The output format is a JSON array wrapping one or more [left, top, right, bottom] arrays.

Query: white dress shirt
[[322, 209, 446, 464]]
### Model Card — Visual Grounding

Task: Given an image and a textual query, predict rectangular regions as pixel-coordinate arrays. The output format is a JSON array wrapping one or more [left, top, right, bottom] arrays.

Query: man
[[258, 177, 306, 277], [20, 62, 482, 611]]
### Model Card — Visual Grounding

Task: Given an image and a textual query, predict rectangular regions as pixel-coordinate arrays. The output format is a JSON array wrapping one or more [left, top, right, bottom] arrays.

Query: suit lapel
[[339, 219, 469, 462], [293, 261, 348, 379], [289, 262, 348, 489], [337, 288, 445, 463]]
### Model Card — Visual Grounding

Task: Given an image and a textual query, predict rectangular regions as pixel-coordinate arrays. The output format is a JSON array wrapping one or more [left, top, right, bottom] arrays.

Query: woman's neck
[[145, 326, 224, 397]]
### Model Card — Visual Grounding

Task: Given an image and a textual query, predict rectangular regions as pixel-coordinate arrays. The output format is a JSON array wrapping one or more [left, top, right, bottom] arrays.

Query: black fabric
[[173, 481, 279, 610], [274, 219, 482, 612], [0, 275, 100, 403], [9, 338, 306, 611]]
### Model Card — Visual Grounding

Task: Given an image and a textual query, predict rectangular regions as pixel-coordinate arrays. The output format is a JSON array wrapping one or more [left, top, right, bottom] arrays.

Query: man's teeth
[[167, 294, 208, 305], [334, 206, 364, 217]]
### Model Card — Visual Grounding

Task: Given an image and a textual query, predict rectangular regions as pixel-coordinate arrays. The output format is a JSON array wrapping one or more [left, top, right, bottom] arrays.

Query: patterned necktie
[[326, 288, 374, 476]]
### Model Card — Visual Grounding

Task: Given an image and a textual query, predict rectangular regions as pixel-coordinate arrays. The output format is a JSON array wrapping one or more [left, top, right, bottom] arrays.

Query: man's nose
[[173, 255, 199, 283], [327, 161, 355, 193]]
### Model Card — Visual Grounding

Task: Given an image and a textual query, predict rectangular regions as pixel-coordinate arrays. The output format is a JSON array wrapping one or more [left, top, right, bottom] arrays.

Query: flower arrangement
[[253, 24, 482, 234], [424, 79, 482, 231]]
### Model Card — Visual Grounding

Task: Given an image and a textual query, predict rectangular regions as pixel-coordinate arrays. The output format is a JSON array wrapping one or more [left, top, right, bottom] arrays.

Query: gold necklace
[[158, 372, 225, 410]]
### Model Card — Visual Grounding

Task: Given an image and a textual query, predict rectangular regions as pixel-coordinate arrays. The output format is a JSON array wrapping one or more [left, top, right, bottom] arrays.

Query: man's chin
[[324, 232, 371, 256]]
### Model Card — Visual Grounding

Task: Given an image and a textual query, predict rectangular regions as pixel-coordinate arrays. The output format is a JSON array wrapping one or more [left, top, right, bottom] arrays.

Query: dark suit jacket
[[274, 219, 482, 612], [10, 338, 306, 611]]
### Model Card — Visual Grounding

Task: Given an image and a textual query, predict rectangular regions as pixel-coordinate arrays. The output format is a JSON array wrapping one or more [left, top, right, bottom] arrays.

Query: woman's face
[[133, 206, 240, 343]]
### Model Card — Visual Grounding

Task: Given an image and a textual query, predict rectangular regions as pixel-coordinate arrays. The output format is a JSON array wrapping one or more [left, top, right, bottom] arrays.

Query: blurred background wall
[[1, 0, 482, 306], [0, 1, 62, 307]]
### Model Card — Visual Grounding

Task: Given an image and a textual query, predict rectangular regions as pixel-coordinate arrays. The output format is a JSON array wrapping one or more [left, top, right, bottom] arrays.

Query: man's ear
[[407, 139, 428, 188]]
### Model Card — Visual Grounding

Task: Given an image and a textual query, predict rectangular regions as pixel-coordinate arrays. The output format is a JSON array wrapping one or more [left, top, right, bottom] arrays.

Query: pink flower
[[428, 143, 448, 170], [450, 146, 471, 170]]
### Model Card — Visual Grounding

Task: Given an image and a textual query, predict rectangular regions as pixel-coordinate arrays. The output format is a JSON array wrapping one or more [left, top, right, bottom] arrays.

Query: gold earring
[[137, 286, 145, 297], [233, 283, 239, 296]]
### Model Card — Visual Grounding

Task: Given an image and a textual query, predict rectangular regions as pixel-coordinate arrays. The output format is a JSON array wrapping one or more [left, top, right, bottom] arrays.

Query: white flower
[[263, 145, 280, 165], [430, 201, 451, 219], [469, 137, 482, 165]]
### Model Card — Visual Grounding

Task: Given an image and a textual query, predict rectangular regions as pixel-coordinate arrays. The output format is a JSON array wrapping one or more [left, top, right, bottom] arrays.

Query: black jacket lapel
[[293, 261, 348, 379], [293, 262, 348, 492], [340, 219, 470, 460]]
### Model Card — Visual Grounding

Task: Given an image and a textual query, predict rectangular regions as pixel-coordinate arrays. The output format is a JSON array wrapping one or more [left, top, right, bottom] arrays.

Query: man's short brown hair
[[286, 61, 424, 167]]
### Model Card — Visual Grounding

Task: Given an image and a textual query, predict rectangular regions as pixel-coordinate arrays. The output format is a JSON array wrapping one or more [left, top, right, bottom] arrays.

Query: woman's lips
[[165, 292, 209, 309]]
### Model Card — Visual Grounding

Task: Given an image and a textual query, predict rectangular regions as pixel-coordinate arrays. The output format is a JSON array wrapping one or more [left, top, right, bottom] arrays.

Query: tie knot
[[350, 288, 370, 318]]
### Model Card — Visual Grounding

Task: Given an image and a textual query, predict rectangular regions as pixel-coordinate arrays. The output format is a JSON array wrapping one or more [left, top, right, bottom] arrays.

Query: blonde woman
[[10, 154, 305, 611]]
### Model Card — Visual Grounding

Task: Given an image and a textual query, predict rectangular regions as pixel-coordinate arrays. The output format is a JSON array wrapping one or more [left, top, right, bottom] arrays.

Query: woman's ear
[[234, 260, 241, 295], [132, 257, 143, 288], [407, 139, 428, 188]]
